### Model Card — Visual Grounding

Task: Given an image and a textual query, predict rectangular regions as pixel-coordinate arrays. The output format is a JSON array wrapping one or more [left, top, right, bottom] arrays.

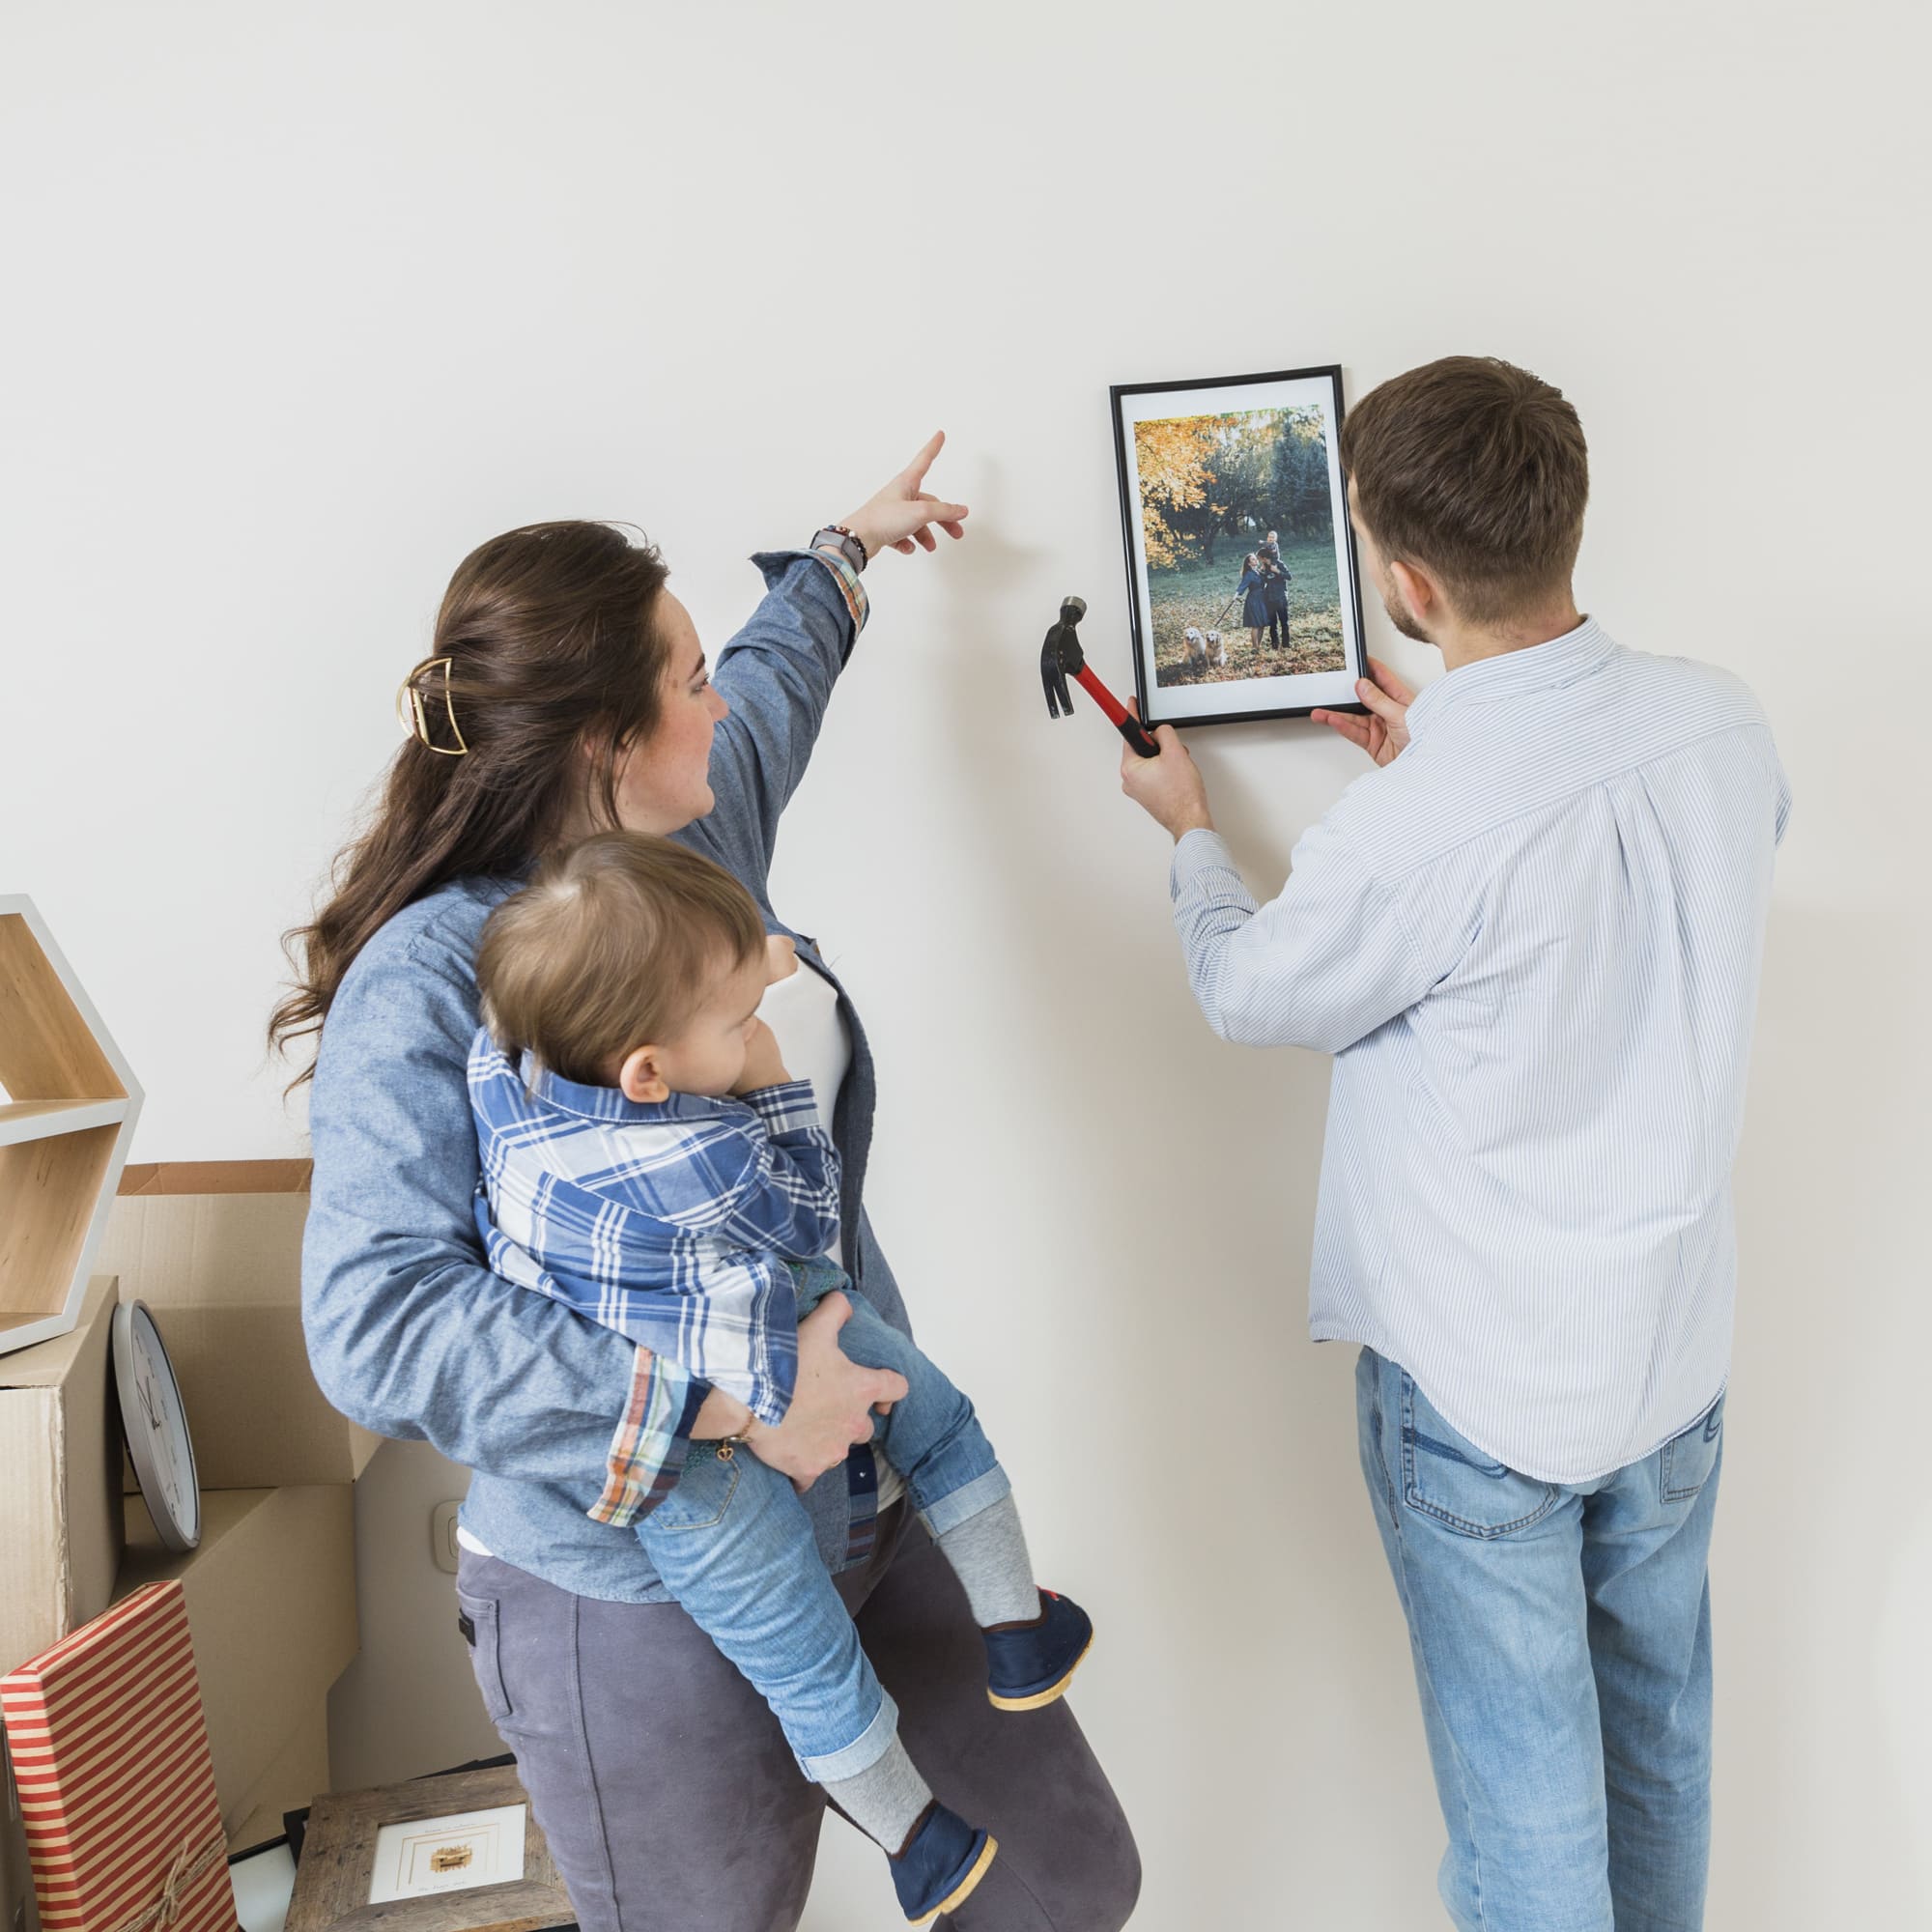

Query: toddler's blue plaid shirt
[[468, 1028, 842, 1523]]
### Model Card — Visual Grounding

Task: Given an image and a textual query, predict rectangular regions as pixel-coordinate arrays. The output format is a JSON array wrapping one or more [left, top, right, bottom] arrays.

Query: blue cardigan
[[301, 552, 913, 1604]]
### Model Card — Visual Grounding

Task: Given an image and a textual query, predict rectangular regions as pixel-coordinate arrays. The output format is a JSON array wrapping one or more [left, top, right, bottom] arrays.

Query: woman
[[279, 435, 1140, 1931], [1236, 551, 1268, 658]]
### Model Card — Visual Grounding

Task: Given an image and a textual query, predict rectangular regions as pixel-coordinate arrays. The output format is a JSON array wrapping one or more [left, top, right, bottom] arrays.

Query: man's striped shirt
[[1170, 619, 1789, 1483]]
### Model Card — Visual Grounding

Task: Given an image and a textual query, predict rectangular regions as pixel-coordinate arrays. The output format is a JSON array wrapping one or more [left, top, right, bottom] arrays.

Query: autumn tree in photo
[[1130, 413, 1231, 568], [1132, 405, 1329, 568]]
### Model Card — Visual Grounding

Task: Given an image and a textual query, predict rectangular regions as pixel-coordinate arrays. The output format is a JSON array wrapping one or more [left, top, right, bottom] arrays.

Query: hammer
[[1041, 596, 1159, 758]]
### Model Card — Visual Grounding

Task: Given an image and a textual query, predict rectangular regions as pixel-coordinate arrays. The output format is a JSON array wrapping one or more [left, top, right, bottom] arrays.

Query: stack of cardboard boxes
[[2, 1161, 372, 1932]]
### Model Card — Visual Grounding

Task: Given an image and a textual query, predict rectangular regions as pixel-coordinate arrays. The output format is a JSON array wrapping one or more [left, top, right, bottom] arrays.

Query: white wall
[[6, 3, 1928, 1924]]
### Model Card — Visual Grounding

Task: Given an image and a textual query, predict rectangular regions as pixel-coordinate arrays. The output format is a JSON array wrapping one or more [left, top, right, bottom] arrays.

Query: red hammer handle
[[1074, 665, 1160, 758]]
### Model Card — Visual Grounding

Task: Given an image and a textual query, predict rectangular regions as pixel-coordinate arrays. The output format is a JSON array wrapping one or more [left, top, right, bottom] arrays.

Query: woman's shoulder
[[317, 876, 524, 1095], [337, 875, 521, 1010]]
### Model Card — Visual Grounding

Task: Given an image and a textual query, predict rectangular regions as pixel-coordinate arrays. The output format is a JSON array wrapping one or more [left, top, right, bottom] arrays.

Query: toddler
[[468, 831, 1094, 1926]]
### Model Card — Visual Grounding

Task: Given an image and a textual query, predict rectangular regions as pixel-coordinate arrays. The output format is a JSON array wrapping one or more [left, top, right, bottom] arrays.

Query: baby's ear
[[619, 1045, 670, 1105]]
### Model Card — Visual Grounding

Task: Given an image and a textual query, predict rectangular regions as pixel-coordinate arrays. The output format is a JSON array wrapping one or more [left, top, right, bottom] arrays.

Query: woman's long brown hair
[[270, 521, 673, 1085]]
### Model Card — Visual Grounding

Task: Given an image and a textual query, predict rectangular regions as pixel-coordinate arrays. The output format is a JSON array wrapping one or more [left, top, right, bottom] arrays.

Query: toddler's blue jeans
[[639, 1264, 1009, 1780]]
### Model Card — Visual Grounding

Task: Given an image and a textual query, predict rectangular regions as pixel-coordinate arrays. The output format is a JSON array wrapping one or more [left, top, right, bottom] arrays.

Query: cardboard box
[[224, 1699, 330, 1852], [98, 1163, 381, 1489], [115, 1486, 357, 1836], [0, 1275, 123, 1679], [3, 1757, 40, 1932]]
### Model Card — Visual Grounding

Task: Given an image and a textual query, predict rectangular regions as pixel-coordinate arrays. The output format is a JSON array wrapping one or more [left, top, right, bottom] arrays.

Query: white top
[[459, 949, 894, 1560], [757, 954, 852, 1267], [759, 952, 903, 1509], [1169, 620, 1789, 1484]]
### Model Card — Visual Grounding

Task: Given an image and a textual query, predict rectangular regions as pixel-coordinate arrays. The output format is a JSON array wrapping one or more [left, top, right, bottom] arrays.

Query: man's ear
[[618, 1045, 670, 1104], [1387, 557, 1438, 631]]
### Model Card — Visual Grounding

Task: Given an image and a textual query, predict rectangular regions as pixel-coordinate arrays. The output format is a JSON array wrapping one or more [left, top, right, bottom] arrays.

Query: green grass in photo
[[1149, 537, 1346, 688]]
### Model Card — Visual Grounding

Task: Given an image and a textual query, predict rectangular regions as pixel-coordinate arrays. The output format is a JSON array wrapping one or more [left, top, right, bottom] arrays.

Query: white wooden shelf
[[0, 897, 142, 1356], [0, 1096, 129, 1150]]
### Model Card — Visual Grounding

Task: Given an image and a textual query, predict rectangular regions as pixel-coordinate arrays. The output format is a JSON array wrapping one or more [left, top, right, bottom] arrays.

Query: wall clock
[[112, 1298, 201, 1551]]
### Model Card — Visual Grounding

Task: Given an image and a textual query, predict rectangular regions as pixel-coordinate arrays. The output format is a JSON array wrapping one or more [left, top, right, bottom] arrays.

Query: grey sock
[[935, 1494, 1041, 1629], [824, 1734, 932, 1854]]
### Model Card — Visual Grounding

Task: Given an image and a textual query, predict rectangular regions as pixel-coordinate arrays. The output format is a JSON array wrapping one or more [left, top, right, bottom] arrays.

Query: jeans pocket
[[1400, 1372, 1560, 1540], [455, 1588, 514, 1729], [648, 1442, 744, 1532], [1660, 1393, 1724, 1503]]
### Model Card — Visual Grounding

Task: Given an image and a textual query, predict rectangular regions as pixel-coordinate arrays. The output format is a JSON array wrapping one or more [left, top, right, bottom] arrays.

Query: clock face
[[113, 1301, 201, 1551]]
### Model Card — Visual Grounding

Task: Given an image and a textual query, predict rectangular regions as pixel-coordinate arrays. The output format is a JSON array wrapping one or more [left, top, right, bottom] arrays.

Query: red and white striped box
[[1, 1581, 239, 1932]]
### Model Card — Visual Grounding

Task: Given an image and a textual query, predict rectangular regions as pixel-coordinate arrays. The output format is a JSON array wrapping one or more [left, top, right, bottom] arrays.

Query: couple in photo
[[1236, 528, 1293, 656]]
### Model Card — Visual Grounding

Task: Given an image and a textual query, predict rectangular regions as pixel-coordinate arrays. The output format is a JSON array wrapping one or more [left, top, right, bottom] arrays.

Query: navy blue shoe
[[890, 1802, 997, 1926], [983, 1588, 1094, 1712]]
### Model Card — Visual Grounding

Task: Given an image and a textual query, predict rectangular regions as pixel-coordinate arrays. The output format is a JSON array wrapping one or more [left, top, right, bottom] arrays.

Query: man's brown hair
[[476, 831, 766, 1086], [1340, 355, 1588, 626]]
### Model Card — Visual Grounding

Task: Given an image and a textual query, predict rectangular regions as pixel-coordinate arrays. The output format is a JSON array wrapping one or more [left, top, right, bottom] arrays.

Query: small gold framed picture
[[284, 1765, 572, 1932]]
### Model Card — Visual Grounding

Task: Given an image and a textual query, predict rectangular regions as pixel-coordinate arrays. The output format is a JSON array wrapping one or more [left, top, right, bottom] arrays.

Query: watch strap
[[810, 525, 868, 574]]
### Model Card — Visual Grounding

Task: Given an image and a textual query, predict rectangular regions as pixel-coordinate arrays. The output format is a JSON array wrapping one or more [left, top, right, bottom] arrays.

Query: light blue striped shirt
[[1170, 618, 1789, 1483]]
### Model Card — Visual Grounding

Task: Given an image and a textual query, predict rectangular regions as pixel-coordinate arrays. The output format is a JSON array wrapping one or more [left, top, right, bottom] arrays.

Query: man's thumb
[[1357, 676, 1402, 721]]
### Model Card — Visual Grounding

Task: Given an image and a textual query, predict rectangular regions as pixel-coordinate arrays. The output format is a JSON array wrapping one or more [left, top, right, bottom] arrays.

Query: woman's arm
[[692, 1295, 904, 1490], [693, 435, 965, 895]]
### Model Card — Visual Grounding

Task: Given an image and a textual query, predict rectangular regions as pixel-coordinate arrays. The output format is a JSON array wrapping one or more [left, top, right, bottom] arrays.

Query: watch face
[[113, 1300, 201, 1551]]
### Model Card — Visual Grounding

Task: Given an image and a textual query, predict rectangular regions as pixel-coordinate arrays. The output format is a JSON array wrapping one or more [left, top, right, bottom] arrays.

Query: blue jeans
[[639, 1271, 1009, 1781], [1356, 1348, 1723, 1932]]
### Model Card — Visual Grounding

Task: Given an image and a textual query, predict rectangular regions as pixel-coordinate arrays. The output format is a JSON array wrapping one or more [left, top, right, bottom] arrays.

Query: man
[[1262, 554, 1292, 654], [1119, 356, 1788, 1931]]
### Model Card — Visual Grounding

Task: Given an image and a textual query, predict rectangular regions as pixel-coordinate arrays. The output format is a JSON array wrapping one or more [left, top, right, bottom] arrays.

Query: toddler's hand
[[732, 1018, 791, 1094]]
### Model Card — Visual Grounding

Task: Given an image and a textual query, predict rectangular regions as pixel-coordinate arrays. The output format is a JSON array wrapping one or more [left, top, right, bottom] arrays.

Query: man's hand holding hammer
[[1118, 664, 1416, 838]]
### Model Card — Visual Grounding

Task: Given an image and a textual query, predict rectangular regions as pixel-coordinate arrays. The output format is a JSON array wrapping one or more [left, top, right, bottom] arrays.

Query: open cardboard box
[[2, 1775, 36, 1932], [98, 1162, 382, 1490], [116, 1485, 356, 1837], [0, 1274, 123, 1680], [225, 1697, 332, 1853], [1, 1274, 120, 1932]]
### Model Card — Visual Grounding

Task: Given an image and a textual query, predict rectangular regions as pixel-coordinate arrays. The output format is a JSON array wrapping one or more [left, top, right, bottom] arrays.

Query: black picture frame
[[1109, 364, 1370, 730]]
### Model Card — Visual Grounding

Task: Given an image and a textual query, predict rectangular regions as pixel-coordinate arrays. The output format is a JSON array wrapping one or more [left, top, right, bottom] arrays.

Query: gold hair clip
[[396, 656, 469, 754]]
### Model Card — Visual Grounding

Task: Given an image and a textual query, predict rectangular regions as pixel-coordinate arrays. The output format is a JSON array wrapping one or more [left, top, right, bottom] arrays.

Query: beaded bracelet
[[813, 523, 869, 572]]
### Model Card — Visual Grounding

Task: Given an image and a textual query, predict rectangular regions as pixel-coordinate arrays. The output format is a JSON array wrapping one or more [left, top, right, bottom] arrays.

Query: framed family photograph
[[1110, 364, 1369, 728]]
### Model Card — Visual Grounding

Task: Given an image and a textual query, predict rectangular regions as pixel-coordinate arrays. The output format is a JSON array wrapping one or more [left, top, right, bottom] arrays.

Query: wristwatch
[[810, 525, 868, 574]]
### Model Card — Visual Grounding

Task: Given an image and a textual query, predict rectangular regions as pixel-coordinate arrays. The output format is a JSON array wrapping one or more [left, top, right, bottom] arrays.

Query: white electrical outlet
[[430, 1500, 464, 1575]]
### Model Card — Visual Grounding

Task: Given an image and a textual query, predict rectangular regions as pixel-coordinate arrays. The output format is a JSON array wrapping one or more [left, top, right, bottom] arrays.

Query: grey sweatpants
[[455, 1503, 1140, 1930]]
